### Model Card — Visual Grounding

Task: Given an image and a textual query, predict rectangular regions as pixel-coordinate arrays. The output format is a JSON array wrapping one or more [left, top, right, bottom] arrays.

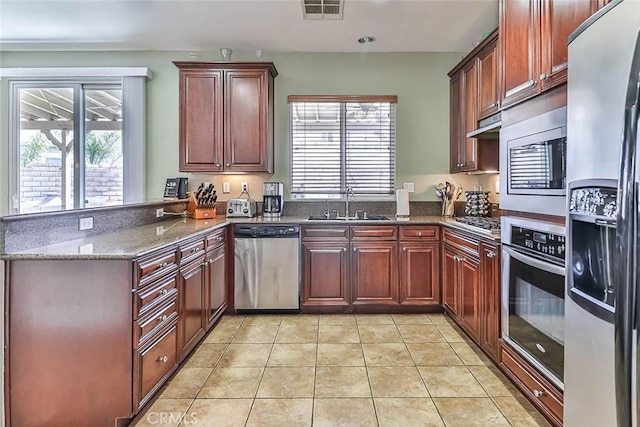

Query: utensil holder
[[442, 200, 455, 217], [187, 194, 217, 219]]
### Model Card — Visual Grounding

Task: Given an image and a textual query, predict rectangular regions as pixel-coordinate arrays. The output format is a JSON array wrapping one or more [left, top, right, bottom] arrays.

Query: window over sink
[[288, 95, 397, 200]]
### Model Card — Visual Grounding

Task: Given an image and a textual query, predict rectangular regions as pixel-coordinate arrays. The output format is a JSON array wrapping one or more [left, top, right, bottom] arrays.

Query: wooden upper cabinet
[[449, 72, 463, 172], [175, 62, 277, 173], [461, 60, 478, 172], [477, 39, 500, 119], [500, 0, 606, 109]]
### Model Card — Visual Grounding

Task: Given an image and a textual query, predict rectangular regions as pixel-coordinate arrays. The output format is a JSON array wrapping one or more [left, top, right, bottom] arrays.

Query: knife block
[[186, 193, 217, 219]]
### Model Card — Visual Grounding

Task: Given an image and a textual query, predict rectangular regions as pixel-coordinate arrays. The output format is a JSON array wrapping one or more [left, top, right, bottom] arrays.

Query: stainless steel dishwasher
[[234, 225, 300, 311]]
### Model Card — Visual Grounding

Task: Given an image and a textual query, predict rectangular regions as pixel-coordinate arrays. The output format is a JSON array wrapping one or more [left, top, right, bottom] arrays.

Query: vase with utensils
[[436, 181, 463, 217]]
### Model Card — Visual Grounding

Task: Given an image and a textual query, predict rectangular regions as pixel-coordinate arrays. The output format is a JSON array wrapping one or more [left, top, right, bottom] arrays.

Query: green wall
[[0, 49, 472, 215]]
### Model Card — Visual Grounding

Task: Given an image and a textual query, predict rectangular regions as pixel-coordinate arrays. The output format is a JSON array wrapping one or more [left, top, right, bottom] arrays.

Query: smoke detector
[[302, 0, 344, 20]]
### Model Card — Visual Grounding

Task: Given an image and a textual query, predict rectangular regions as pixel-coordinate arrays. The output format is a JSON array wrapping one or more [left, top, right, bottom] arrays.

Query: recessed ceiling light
[[358, 36, 376, 44]]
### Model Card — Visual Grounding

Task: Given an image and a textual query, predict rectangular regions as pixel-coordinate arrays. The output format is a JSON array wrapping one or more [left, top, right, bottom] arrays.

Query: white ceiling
[[0, 0, 498, 53]]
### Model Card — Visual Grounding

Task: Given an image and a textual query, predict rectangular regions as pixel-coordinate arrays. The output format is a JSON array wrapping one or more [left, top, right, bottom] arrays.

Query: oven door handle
[[502, 246, 565, 277]]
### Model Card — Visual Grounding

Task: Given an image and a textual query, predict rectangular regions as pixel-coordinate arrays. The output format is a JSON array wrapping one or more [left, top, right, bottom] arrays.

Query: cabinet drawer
[[443, 228, 480, 255], [400, 226, 439, 240], [135, 322, 178, 409], [135, 247, 178, 285], [350, 226, 398, 240], [501, 345, 563, 424], [180, 238, 206, 265], [205, 228, 226, 249], [134, 273, 178, 319], [302, 226, 349, 241], [135, 298, 179, 347]]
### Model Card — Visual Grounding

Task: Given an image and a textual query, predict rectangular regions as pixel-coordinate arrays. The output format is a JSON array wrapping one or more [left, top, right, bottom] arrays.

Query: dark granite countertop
[[2, 215, 499, 260]]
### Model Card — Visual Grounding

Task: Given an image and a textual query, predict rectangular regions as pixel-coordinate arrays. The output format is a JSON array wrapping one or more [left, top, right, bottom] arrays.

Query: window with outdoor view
[[289, 95, 397, 200]]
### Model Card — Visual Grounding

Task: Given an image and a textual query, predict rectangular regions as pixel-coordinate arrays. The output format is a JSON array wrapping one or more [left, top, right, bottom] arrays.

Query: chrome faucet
[[345, 186, 354, 219]]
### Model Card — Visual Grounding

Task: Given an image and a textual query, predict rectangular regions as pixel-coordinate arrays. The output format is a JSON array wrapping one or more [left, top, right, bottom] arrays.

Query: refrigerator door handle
[[614, 29, 640, 427]]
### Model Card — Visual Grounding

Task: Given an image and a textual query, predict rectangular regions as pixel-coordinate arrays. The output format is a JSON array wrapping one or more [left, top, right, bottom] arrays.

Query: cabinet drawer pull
[[217, 236, 224, 241], [529, 79, 537, 87], [403, 247, 407, 252], [226, 163, 230, 167], [342, 247, 347, 252], [486, 250, 496, 258], [159, 262, 168, 269], [489, 102, 497, 108], [353, 247, 356, 252], [158, 289, 169, 296], [539, 73, 549, 81], [158, 355, 169, 363], [533, 389, 546, 398], [192, 247, 201, 253], [158, 315, 168, 322], [417, 231, 423, 236], [215, 163, 220, 168]]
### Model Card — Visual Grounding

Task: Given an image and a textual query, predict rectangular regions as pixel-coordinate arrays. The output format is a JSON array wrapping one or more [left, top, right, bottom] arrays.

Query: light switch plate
[[223, 182, 230, 193], [403, 182, 415, 193], [79, 217, 94, 231]]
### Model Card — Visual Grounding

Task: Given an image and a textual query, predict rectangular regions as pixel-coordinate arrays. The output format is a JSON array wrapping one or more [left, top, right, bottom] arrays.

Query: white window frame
[[2, 67, 150, 215], [288, 95, 397, 201]]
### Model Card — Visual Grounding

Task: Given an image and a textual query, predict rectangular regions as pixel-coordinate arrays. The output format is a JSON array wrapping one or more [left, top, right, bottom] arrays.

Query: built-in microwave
[[500, 106, 567, 217]]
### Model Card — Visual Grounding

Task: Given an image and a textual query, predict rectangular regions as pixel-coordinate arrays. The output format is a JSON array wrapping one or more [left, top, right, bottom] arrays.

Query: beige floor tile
[[374, 398, 445, 427], [418, 366, 487, 397], [246, 399, 313, 427], [242, 315, 282, 325], [450, 341, 492, 366], [184, 343, 227, 368], [204, 323, 240, 343], [184, 398, 252, 427], [318, 314, 357, 325], [280, 315, 319, 326], [493, 396, 552, 427], [315, 366, 371, 397], [197, 367, 263, 398], [268, 343, 317, 366], [313, 398, 378, 427], [436, 324, 470, 343], [356, 314, 395, 324], [231, 324, 279, 344], [392, 314, 433, 324], [160, 368, 212, 399], [358, 324, 403, 343], [434, 397, 511, 426], [468, 365, 519, 397], [368, 366, 429, 397], [362, 343, 415, 366], [256, 366, 315, 398], [217, 343, 272, 367], [316, 343, 365, 366], [318, 325, 360, 343], [132, 398, 192, 427], [407, 342, 464, 366], [217, 315, 245, 326], [275, 324, 318, 343], [398, 324, 446, 343], [427, 314, 453, 325]]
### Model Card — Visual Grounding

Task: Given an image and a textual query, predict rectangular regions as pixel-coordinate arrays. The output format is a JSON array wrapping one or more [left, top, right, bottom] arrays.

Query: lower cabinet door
[[351, 241, 399, 305], [206, 244, 227, 328], [301, 241, 350, 308], [459, 254, 481, 341], [442, 245, 460, 318], [399, 241, 440, 306], [179, 257, 206, 359], [480, 244, 501, 360], [134, 322, 179, 410]]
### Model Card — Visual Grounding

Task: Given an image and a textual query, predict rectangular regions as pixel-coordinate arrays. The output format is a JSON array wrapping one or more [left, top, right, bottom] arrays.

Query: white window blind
[[289, 95, 396, 199]]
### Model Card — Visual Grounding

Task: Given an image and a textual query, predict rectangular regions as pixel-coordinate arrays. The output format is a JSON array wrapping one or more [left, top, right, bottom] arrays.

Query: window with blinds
[[289, 95, 397, 199]]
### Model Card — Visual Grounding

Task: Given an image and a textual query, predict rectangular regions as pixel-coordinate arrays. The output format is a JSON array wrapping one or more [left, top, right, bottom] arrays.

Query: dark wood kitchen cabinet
[[479, 242, 501, 360], [499, 0, 607, 109], [351, 241, 399, 306], [448, 29, 500, 174], [399, 226, 440, 307], [204, 229, 227, 329], [178, 251, 206, 360], [175, 62, 277, 173]]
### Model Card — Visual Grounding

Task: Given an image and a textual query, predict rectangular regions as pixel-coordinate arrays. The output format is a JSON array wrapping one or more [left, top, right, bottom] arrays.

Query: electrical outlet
[[156, 208, 164, 218], [79, 217, 94, 231], [403, 182, 415, 193], [242, 182, 249, 192], [223, 182, 230, 193]]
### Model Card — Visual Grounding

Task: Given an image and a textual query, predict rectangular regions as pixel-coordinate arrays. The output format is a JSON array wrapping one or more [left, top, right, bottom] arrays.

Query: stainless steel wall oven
[[501, 217, 566, 389]]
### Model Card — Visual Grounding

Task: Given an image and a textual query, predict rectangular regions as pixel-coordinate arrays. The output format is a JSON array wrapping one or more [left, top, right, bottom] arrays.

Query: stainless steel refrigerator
[[566, 1, 640, 426]]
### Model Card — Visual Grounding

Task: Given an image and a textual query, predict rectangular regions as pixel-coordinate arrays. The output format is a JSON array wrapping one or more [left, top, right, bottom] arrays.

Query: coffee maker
[[263, 182, 284, 218]]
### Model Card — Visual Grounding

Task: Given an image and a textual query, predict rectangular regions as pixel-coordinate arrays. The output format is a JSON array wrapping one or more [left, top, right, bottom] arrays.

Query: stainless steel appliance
[[226, 198, 257, 218], [499, 106, 567, 216], [565, 2, 640, 425], [263, 182, 284, 218], [501, 217, 566, 390], [234, 225, 300, 311]]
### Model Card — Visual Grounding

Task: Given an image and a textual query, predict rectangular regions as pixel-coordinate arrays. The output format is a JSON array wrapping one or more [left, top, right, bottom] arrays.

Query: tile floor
[[132, 314, 551, 427]]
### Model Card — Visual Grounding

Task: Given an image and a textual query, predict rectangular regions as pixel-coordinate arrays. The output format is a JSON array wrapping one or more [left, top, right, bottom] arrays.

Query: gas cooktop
[[454, 216, 501, 236]]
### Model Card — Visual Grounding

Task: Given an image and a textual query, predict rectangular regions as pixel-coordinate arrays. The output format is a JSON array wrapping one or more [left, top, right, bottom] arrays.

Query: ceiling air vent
[[302, 0, 344, 20]]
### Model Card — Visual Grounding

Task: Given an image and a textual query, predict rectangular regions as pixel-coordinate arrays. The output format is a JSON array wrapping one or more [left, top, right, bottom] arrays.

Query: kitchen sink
[[307, 215, 391, 221]]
